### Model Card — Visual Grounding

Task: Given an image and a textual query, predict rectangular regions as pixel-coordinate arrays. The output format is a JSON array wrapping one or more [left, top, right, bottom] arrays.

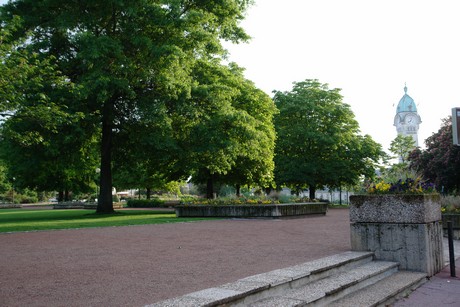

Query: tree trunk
[[236, 184, 241, 197], [206, 174, 214, 199], [146, 188, 151, 200], [339, 186, 342, 206], [64, 189, 70, 201], [309, 184, 316, 200], [265, 186, 272, 195], [97, 102, 114, 214], [58, 191, 64, 202]]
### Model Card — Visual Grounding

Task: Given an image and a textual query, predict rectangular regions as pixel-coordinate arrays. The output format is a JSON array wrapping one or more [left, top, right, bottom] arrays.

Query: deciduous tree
[[175, 60, 276, 198], [1, 0, 252, 212], [273, 79, 384, 198], [389, 134, 415, 164], [409, 117, 460, 193]]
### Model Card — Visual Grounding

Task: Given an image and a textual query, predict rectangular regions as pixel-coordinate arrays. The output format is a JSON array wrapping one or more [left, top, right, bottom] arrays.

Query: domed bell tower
[[393, 85, 422, 146]]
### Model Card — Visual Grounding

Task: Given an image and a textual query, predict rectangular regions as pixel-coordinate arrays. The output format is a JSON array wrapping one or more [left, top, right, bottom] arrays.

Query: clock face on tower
[[406, 114, 416, 124]]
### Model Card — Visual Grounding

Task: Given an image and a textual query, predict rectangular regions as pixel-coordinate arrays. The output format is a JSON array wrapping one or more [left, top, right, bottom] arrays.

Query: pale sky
[[223, 0, 460, 152], [2, 0, 459, 153]]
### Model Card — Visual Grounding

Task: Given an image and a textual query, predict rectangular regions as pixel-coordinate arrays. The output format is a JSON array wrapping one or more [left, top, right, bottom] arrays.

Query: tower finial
[[404, 83, 407, 94]]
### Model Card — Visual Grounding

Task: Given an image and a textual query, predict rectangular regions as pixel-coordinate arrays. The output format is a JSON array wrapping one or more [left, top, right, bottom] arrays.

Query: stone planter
[[349, 194, 443, 277], [442, 213, 460, 240], [175, 202, 328, 218]]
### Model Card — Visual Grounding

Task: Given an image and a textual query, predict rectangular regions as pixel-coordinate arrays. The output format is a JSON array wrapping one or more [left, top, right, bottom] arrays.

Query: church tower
[[393, 85, 422, 146]]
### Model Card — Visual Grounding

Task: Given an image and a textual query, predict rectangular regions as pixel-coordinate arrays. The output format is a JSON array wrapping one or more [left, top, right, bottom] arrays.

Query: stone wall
[[175, 203, 328, 218], [350, 194, 443, 277]]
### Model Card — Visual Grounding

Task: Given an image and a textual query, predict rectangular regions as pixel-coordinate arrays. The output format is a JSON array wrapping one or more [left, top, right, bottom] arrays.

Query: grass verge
[[0, 209, 217, 233]]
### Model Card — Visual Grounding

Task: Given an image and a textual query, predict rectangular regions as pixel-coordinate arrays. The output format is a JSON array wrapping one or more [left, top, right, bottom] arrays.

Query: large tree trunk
[[206, 174, 214, 199], [97, 103, 114, 214], [58, 191, 64, 202], [146, 188, 151, 200], [309, 184, 316, 200], [64, 189, 70, 201]]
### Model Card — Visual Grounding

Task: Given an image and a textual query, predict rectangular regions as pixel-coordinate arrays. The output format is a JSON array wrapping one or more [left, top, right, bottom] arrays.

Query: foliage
[[176, 60, 277, 198], [0, 163, 11, 194], [408, 117, 460, 194], [180, 194, 322, 206], [1, 187, 39, 204], [0, 209, 218, 233], [367, 169, 436, 194], [440, 195, 460, 213], [126, 198, 165, 208], [273, 79, 384, 198], [1, 0, 253, 213], [389, 134, 416, 164]]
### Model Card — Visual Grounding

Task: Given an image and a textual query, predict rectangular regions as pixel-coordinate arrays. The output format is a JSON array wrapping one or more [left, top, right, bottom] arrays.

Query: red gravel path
[[0, 209, 351, 307]]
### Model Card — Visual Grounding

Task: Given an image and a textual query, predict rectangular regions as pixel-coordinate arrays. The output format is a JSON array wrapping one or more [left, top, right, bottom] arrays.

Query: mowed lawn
[[0, 209, 215, 233]]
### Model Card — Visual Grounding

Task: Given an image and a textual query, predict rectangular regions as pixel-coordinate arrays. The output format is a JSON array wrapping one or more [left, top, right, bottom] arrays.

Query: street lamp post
[[95, 168, 100, 202]]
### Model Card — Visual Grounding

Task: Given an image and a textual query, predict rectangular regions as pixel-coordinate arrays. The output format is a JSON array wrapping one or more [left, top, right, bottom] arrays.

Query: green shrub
[[18, 195, 39, 204], [180, 195, 199, 203], [126, 198, 165, 208], [441, 195, 460, 213], [278, 194, 292, 204]]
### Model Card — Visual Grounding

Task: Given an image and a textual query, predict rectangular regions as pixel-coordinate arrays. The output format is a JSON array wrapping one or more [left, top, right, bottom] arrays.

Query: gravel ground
[[0, 208, 350, 307]]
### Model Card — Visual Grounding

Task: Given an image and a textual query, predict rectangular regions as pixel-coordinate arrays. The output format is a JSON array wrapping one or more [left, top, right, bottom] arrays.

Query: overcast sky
[[2, 0, 459, 153]]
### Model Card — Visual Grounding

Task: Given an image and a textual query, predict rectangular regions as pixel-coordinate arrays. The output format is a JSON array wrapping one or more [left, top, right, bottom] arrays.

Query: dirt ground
[[0, 208, 351, 307]]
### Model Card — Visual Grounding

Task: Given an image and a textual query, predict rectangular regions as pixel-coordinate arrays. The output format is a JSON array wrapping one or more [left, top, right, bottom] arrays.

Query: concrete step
[[247, 261, 399, 306], [149, 251, 375, 307], [328, 271, 427, 307]]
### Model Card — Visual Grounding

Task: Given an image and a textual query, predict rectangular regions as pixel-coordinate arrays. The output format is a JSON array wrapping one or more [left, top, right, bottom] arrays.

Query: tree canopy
[[273, 79, 384, 198], [409, 117, 460, 194], [174, 60, 277, 198], [389, 134, 415, 164], [1, 0, 253, 211]]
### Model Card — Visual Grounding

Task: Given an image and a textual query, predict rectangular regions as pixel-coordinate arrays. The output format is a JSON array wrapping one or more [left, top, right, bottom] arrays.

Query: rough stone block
[[350, 222, 443, 276], [175, 203, 328, 218], [349, 194, 441, 223]]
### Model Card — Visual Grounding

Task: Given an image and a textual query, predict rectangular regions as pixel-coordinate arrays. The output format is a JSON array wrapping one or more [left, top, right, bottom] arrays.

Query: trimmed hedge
[[126, 199, 165, 208]]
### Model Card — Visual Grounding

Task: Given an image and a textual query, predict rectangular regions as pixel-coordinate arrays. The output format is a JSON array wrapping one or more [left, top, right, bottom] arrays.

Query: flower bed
[[175, 202, 328, 218]]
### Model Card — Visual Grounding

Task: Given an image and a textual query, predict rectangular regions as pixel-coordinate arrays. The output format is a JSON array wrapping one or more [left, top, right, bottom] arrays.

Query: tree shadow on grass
[[0, 209, 175, 223]]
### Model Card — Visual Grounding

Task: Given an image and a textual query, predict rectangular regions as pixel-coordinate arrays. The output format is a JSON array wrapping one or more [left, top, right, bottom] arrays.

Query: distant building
[[393, 84, 422, 146]]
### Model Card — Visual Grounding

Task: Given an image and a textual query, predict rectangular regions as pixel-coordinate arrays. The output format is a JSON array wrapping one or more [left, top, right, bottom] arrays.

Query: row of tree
[[0, 1, 385, 212]]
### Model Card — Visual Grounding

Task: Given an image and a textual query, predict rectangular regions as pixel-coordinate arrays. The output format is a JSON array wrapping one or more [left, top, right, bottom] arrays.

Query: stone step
[[148, 251, 375, 307], [328, 271, 427, 307], [247, 261, 399, 306]]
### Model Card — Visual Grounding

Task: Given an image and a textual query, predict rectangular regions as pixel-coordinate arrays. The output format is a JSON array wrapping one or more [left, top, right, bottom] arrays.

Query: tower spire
[[404, 83, 407, 94]]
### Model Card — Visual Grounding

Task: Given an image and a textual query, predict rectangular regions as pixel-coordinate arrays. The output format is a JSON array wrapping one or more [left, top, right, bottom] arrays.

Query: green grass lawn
[[0, 209, 216, 233]]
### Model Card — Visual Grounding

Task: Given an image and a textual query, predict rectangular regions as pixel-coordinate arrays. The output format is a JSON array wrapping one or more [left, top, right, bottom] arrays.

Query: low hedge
[[126, 199, 165, 208], [0, 204, 22, 209]]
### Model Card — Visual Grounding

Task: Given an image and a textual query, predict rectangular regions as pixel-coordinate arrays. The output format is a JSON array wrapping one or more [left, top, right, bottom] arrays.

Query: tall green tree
[[409, 117, 460, 194], [1, 0, 252, 212], [1, 113, 99, 200], [389, 134, 415, 164], [273, 79, 384, 198], [173, 60, 276, 198], [0, 14, 97, 199]]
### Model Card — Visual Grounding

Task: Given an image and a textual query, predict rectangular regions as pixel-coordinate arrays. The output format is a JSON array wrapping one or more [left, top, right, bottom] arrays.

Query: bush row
[[126, 199, 166, 208]]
